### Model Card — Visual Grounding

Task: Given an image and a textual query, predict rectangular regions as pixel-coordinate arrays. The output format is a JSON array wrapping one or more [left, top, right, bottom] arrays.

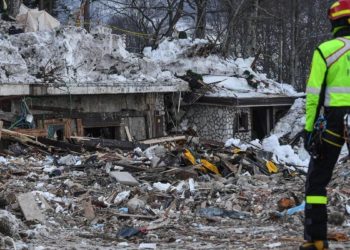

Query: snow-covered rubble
[[272, 98, 306, 139], [0, 38, 36, 83], [1, 26, 179, 85], [225, 98, 309, 168], [144, 38, 303, 97], [144, 39, 240, 76], [262, 134, 310, 168]]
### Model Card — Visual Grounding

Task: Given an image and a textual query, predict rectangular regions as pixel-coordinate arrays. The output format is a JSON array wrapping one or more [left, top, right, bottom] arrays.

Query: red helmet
[[328, 0, 350, 20]]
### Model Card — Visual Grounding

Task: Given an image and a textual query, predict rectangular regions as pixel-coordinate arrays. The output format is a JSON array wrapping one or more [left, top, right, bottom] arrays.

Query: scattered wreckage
[[0, 127, 350, 249]]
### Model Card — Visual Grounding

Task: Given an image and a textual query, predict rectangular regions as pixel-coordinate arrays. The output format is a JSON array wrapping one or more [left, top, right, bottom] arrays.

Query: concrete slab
[[110, 171, 139, 186], [0, 81, 189, 96], [17, 192, 45, 223]]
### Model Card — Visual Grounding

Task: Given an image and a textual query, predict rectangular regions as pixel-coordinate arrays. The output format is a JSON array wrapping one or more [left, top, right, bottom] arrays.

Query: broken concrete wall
[[184, 104, 252, 142]]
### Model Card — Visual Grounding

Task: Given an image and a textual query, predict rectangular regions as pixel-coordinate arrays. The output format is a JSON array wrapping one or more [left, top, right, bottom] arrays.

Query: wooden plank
[[0, 121, 2, 140], [109, 211, 157, 220], [65, 119, 72, 139], [13, 128, 47, 138], [2, 128, 36, 140], [76, 119, 84, 136], [71, 136, 148, 150], [38, 137, 83, 153], [141, 135, 187, 145], [17, 192, 45, 223], [1, 129, 49, 150], [124, 126, 132, 142]]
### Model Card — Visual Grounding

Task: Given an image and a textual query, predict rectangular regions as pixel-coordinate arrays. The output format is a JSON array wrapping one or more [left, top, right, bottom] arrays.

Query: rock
[[153, 182, 172, 192], [110, 171, 139, 186], [114, 191, 131, 205], [0, 236, 17, 250], [58, 154, 80, 166], [0, 210, 20, 238], [127, 197, 146, 213]]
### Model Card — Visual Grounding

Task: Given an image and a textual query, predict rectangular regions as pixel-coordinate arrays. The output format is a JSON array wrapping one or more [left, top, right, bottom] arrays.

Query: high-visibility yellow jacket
[[305, 36, 350, 132]]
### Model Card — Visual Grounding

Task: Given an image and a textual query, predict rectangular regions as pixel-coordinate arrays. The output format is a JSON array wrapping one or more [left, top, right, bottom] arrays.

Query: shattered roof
[[199, 76, 304, 107], [144, 38, 304, 102]]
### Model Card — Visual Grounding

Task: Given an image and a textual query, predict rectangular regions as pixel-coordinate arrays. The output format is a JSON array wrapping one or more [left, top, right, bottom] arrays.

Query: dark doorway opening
[[84, 127, 119, 139], [252, 107, 273, 140]]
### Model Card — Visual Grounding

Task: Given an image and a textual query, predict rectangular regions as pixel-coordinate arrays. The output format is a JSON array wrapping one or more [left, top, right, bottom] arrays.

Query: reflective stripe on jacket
[[305, 37, 350, 132]]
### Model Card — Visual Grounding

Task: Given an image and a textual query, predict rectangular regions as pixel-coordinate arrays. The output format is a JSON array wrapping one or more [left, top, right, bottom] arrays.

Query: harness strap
[[322, 129, 344, 148]]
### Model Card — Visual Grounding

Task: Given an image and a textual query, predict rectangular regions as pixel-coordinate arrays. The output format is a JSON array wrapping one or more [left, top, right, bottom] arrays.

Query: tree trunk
[[222, 0, 246, 57], [8, 0, 22, 18], [39, 0, 44, 10], [250, 0, 259, 56], [164, 0, 185, 37], [195, 0, 207, 39], [84, 0, 91, 32], [290, 0, 298, 88]]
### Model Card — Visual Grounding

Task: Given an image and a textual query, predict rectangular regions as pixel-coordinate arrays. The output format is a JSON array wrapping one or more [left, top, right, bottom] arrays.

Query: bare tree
[[194, 0, 207, 39], [8, 0, 22, 17], [99, 0, 186, 48]]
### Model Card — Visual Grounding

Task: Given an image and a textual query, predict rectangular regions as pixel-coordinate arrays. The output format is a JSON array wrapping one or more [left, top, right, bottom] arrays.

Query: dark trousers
[[304, 107, 349, 241]]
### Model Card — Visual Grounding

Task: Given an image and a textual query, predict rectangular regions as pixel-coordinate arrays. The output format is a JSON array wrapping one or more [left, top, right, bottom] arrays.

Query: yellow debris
[[183, 149, 196, 165], [266, 161, 278, 173], [200, 159, 221, 176]]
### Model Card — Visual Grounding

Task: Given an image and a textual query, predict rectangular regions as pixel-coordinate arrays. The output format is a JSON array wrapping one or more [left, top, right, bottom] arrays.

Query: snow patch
[[272, 98, 306, 139], [262, 135, 309, 167]]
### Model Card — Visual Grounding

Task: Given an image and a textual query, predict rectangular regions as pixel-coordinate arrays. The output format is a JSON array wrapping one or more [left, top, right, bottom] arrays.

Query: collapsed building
[[0, 13, 303, 145], [0, 24, 187, 141], [3, 9, 350, 250]]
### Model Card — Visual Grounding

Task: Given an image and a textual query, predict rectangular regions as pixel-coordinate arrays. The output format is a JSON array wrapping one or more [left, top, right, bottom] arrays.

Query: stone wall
[[184, 104, 252, 142]]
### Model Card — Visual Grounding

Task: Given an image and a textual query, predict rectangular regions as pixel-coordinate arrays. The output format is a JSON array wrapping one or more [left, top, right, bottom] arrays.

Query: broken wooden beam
[[109, 211, 157, 220], [13, 128, 47, 138], [38, 137, 83, 153], [124, 126, 132, 142], [71, 136, 148, 150], [1, 128, 48, 148], [141, 135, 186, 145], [0, 121, 2, 141]]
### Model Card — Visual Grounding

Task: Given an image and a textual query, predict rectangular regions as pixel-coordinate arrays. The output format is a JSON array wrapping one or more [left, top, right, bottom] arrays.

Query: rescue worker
[[301, 1, 350, 249]]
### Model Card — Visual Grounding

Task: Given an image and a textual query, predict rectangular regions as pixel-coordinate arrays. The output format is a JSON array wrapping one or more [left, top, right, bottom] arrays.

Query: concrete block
[[17, 192, 45, 223], [110, 171, 139, 186]]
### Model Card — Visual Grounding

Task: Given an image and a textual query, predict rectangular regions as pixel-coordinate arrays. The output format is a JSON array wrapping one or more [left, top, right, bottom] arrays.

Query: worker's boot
[[299, 240, 329, 250]]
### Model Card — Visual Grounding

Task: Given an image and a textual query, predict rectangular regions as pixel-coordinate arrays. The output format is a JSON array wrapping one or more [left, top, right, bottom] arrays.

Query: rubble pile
[[144, 38, 301, 97], [0, 132, 350, 249], [0, 25, 179, 85]]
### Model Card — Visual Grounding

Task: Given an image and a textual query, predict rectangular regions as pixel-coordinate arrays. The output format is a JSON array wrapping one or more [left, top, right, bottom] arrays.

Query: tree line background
[[10, 0, 337, 91]]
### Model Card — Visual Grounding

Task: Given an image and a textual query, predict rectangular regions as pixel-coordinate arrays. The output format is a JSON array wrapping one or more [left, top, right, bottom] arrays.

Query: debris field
[[0, 130, 350, 250]]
